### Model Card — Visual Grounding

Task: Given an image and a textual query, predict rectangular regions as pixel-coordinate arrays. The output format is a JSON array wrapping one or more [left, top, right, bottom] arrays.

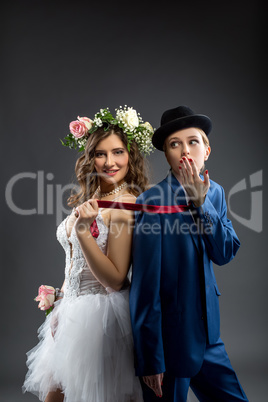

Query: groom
[[129, 106, 248, 401]]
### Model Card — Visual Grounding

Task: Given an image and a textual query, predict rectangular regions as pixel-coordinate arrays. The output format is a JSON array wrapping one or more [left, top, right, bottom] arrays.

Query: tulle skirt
[[23, 289, 143, 401]]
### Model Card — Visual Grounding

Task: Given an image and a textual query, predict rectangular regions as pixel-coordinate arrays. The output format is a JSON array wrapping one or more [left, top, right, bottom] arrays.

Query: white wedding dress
[[23, 207, 143, 402]]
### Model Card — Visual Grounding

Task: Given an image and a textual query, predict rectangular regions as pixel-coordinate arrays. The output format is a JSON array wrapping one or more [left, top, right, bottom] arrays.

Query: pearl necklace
[[94, 181, 128, 198]]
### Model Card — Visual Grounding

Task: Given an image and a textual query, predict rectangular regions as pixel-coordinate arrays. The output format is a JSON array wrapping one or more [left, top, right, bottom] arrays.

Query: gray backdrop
[[1, 1, 267, 401]]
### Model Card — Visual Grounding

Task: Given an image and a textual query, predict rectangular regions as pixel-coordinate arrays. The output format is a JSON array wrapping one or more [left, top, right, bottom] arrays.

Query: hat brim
[[152, 114, 212, 151]]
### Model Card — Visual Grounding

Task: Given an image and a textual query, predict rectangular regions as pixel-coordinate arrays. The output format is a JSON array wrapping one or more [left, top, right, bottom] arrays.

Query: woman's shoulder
[[110, 193, 136, 222], [112, 192, 136, 203], [207, 178, 224, 194]]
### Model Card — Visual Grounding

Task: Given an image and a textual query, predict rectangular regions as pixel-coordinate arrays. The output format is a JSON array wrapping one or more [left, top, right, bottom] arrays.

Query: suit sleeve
[[129, 194, 165, 377], [194, 184, 240, 266]]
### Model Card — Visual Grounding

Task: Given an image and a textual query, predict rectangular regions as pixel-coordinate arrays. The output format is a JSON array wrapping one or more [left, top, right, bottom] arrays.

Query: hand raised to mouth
[[178, 157, 210, 207]]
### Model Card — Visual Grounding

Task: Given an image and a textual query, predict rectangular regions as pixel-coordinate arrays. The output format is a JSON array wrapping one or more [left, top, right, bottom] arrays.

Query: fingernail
[[179, 166, 182, 169], [180, 159, 183, 163], [205, 170, 208, 174], [189, 158, 193, 162]]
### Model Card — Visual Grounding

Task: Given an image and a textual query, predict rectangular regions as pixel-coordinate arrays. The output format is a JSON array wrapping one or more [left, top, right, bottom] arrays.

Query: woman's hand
[[143, 373, 164, 397], [74, 199, 99, 237], [178, 157, 210, 207]]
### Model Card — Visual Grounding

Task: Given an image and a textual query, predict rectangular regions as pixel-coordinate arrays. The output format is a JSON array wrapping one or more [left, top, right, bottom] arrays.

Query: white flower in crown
[[116, 106, 139, 132], [140, 121, 154, 133], [94, 117, 103, 127]]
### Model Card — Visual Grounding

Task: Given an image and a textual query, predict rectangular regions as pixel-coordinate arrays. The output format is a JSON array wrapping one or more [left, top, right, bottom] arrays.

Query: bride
[[22, 106, 154, 402]]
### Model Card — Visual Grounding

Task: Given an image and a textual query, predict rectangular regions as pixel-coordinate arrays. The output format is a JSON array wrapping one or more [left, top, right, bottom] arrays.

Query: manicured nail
[[180, 159, 183, 163], [205, 170, 208, 174], [189, 158, 193, 162], [179, 166, 182, 169]]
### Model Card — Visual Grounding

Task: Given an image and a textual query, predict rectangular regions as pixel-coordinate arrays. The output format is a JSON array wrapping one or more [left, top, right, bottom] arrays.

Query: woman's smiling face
[[164, 127, 210, 175], [94, 133, 129, 189]]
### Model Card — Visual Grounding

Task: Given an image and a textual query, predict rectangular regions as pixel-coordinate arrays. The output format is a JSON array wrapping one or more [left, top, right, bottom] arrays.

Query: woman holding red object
[[23, 106, 154, 402]]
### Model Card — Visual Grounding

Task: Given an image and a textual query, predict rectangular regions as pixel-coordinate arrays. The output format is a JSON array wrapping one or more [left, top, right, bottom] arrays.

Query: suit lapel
[[165, 170, 188, 206], [165, 171, 202, 255]]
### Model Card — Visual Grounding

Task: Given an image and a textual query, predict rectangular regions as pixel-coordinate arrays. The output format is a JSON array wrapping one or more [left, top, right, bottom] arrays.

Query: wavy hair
[[67, 125, 150, 208]]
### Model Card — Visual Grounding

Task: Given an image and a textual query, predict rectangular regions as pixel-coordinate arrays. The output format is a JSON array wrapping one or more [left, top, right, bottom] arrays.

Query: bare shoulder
[[110, 193, 136, 223], [117, 193, 137, 204]]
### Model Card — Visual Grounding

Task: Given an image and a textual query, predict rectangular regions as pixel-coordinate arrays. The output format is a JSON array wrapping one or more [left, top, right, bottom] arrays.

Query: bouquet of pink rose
[[35, 285, 56, 316]]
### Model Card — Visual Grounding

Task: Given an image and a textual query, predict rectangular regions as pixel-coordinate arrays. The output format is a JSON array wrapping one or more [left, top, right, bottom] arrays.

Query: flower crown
[[60, 106, 155, 155]]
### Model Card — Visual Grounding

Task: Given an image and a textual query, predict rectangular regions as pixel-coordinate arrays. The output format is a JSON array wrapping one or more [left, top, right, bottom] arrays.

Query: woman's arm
[[54, 280, 65, 301], [60, 280, 65, 293], [75, 199, 135, 291], [193, 185, 240, 265], [175, 159, 240, 265]]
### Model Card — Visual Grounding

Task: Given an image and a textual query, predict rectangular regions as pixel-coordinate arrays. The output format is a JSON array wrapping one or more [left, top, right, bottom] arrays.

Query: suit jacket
[[129, 171, 240, 378]]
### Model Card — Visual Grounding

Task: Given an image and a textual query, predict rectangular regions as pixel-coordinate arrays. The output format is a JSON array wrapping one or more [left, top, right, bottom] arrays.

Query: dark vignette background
[[1, 1, 267, 401]]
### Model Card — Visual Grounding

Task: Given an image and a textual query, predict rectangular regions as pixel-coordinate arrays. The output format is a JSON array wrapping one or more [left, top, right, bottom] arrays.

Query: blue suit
[[130, 172, 248, 401]]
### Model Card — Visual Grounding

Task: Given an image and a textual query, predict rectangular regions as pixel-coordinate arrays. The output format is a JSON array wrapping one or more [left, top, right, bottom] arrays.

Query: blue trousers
[[140, 338, 248, 402]]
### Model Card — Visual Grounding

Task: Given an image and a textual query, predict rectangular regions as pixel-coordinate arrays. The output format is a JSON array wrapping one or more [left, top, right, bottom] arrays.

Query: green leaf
[[89, 126, 98, 134], [45, 306, 53, 316]]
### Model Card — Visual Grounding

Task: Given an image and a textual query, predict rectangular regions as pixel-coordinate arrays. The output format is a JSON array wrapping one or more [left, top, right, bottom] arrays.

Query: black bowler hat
[[152, 105, 212, 151]]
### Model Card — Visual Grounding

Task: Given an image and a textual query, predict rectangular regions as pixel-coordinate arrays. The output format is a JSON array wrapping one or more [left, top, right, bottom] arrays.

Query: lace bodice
[[56, 209, 109, 299]]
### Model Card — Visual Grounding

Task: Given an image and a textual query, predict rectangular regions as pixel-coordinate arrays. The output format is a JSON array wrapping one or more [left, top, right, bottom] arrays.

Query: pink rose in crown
[[35, 285, 55, 312], [69, 120, 88, 138]]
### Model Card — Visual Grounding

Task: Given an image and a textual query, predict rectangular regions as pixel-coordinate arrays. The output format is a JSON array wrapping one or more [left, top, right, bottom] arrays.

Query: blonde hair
[[196, 128, 210, 148], [196, 128, 211, 173]]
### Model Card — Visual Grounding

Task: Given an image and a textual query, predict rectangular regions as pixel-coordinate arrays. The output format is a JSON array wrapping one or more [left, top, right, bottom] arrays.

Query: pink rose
[[78, 116, 93, 131], [69, 120, 88, 138], [35, 285, 55, 311]]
